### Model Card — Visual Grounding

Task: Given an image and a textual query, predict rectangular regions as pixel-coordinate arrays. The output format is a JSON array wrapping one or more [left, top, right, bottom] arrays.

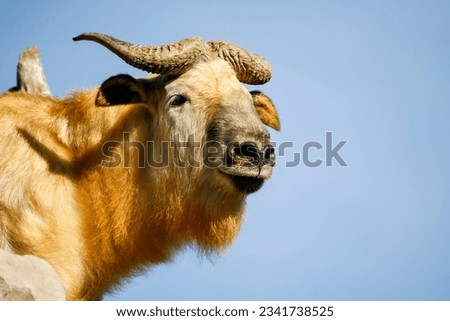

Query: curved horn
[[207, 41, 271, 85], [73, 32, 207, 75]]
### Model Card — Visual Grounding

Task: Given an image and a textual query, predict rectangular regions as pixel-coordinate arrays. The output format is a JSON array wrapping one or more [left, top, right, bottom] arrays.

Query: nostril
[[263, 145, 275, 164], [228, 142, 275, 166], [235, 142, 259, 160]]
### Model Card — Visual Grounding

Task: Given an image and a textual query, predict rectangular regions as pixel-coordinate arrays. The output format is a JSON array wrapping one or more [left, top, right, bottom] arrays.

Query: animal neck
[[74, 164, 246, 299]]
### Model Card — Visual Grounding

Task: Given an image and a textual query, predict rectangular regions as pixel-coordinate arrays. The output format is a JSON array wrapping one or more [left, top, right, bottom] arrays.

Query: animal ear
[[250, 90, 280, 131], [96, 74, 146, 107]]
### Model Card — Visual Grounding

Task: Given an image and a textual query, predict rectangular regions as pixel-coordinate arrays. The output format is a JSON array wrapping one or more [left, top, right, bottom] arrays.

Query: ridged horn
[[73, 32, 207, 75], [207, 40, 272, 85]]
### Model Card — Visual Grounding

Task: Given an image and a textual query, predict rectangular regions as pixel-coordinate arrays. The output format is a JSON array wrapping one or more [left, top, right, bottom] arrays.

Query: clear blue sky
[[1, 1, 449, 300]]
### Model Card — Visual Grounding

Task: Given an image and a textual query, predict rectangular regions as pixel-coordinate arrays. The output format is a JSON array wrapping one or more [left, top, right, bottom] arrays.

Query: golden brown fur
[[0, 58, 279, 300]]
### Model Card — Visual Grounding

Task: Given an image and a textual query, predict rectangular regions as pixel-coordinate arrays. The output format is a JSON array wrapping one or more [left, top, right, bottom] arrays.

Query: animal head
[[74, 33, 280, 196]]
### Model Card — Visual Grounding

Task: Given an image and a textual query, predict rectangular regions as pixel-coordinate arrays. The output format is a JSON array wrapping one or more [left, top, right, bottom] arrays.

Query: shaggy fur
[[0, 58, 279, 300]]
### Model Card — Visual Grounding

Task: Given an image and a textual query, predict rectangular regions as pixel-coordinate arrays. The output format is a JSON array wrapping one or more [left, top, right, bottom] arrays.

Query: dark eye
[[169, 95, 187, 107]]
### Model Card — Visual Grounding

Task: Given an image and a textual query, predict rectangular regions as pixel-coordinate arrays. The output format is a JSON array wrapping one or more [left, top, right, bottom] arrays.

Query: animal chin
[[229, 175, 265, 194], [218, 166, 270, 194]]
